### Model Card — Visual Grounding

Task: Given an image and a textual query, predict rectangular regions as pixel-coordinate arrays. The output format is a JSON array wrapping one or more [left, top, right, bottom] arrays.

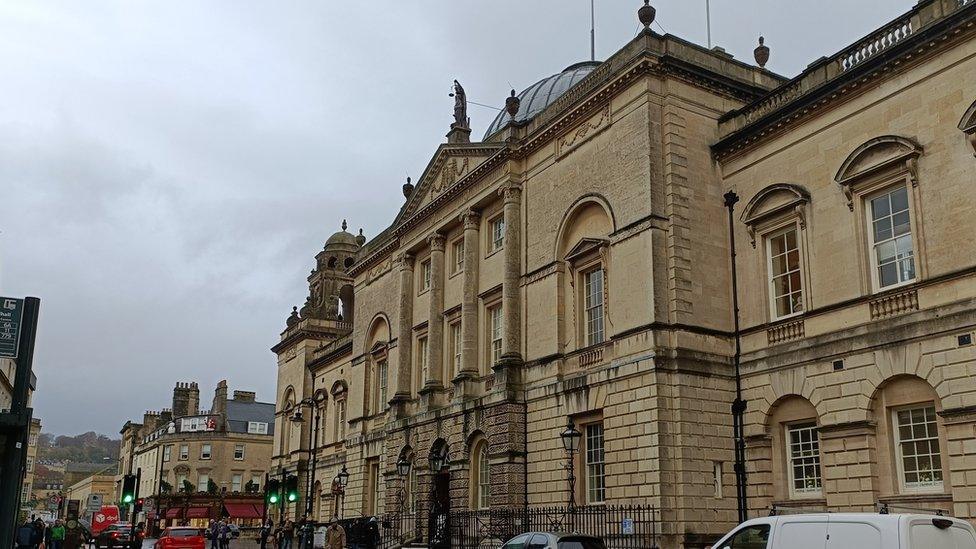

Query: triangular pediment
[[398, 143, 505, 223], [564, 237, 608, 262]]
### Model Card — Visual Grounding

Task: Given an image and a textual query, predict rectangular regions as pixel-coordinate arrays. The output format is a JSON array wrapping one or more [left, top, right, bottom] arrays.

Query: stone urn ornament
[[754, 36, 770, 68]]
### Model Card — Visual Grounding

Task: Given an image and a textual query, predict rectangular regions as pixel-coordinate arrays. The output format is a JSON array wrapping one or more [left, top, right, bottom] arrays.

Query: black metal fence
[[379, 505, 659, 549]]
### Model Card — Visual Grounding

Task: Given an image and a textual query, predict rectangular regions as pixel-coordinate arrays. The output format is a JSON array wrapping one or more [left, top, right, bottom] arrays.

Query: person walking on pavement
[[218, 521, 230, 549], [208, 521, 219, 549], [16, 520, 36, 549], [324, 520, 344, 549], [281, 521, 294, 549], [50, 520, 66, 549], [259, 520, 273, 549]]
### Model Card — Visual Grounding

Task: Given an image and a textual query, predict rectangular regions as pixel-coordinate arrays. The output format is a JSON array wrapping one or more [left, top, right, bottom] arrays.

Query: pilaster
[[421, 234, 447, 409], [455, 209, 481, 399], [392, 253, 414, 418], [495, 180, 523, 386]]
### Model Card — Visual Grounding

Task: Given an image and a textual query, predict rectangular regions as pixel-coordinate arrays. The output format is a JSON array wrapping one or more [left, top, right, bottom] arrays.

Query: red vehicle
[[90, 506, 122, 536], [154, 527, 206, 549]]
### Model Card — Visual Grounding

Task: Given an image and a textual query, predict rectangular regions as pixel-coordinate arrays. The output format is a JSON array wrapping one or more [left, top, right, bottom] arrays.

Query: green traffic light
[[122, 495, 133, 504], [287, 492, 297, 502], [268, 494, 279, 504]]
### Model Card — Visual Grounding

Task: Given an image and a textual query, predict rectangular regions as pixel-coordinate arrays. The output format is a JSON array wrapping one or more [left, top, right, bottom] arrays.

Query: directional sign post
[[0, 297, 24, 359]]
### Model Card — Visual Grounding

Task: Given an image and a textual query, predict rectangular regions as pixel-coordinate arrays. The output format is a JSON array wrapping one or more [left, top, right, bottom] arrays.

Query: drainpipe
[[724, 190, 748, 523]]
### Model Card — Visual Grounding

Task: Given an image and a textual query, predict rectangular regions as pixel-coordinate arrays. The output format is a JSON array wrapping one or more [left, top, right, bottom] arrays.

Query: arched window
[[470, 437, 490, 509], [767, 396, 822, 500]]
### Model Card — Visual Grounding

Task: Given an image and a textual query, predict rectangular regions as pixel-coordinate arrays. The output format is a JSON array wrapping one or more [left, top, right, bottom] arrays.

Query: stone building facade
[[271, 1, 976, 546], [117, 381, 274, 525]]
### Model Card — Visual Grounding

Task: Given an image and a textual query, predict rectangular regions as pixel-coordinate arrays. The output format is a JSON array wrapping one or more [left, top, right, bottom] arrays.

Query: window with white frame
[[585, 423, 606, 503], [868, 186, 915, 289], [767, 226, 804, 319], [489, 305, 502, 365], [786, 423, 822, 496], [26, 457, 32, 473], [179, 444, 189, 460], [452, 239, 465, 274], [417, 336, 429, 389], [420, 259, 432, 292], [583, 268, 605, 345], [200, 444, 212, 460], [475, 441, 490, 509], [247, 421, 269, 435], [232, 474, 242, 492], [894, 405, 943, 490], [29, 434, 37, 447], [163, 445, 172, 462], [176, 473, 187, 491], [450, 321, 462, 378], [197, 474, 209, 493], [251, 475, 261, 491], [234, 444, 245, 460], [376, 360, 388, 412], [489, 215, 505, 253]]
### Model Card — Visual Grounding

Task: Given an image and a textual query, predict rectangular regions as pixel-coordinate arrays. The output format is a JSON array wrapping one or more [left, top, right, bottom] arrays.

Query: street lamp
[[560, 419, 581, 509], [428, 446, 447, 473], [331, 466, 349, 519]]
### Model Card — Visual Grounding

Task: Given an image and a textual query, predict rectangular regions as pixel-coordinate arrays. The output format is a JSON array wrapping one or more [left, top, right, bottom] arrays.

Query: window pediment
[[835, 135, 922, 210], [564, 237, 608, 264], [740, 183, 810, 248]]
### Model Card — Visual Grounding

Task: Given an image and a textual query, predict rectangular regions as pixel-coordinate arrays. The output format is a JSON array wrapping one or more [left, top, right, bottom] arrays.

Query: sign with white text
[[0, 297, 24, 358]]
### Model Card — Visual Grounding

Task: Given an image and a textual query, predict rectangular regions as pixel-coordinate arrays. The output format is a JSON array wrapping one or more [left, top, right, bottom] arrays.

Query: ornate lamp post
[[331, 466, 349, 519], [560, 419, 582, 510], [395, 457, 411, 511]]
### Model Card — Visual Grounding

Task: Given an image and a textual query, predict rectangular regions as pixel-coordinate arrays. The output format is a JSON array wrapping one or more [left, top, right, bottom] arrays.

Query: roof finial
[[754, 35, 770, 68], [638, 0, 656, 30], [341, 219, 347, 231], [505, 89, 521, 120]]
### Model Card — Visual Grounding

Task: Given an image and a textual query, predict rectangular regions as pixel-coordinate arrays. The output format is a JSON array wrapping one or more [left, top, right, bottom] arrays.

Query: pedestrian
[[219, 521, 230, 549], [324, 520, 345, 549], [272, 524, 282, 549], [208, 521, 219, 549], [259, 520, 272, 549], [281, 521, 294, 549], [16, 520, 36, 549], [32, 519, 45, 549], [50, 520, 66, 549]]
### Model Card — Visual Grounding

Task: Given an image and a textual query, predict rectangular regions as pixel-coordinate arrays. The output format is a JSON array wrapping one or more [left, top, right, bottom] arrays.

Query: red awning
[[186, 508, 211, 519], [223, 504, 261, 519], [253, 504, 265, 517], [164, 509, 182, 519]]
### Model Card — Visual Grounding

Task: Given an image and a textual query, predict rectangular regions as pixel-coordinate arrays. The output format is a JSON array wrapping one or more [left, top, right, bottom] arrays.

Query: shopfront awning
[[223, 504, 261, 519], [164, 508, 183, 519], [186, 507, 211, 519]]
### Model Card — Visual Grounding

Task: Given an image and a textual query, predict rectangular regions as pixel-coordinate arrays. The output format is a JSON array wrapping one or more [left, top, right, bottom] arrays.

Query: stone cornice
[[714, 1, 976, 161]]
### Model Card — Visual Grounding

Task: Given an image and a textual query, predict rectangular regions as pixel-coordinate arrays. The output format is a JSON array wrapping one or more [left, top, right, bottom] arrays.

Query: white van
[[709, 513, 976, 549]]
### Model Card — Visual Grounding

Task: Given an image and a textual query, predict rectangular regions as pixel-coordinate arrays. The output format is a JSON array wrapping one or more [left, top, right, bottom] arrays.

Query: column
[[424, 233, 446, 396], [499, 181, 523, 364], [459, 210, 481, 377], [392, 252, 414, 416]]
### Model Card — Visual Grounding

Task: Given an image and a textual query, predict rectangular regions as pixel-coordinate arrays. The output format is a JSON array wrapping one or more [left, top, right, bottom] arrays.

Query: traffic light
[[134, 498, 144, 513], [285, 475, 299, 503], [121, 474, 136, 505], [266, 478, 281, 505]]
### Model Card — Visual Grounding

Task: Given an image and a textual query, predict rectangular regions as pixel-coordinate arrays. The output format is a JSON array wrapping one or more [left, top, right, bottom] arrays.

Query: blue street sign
[[0, 297, 24, 359], [621, 518, 634, 535]]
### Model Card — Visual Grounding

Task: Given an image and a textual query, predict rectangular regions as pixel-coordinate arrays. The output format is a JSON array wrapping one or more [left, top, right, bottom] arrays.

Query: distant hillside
[[38, 431, 120, 463]]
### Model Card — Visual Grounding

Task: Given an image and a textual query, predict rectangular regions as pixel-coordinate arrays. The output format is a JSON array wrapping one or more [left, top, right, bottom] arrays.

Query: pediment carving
[[740, 184, 810, 248], [835, 135, 922, 210], [399, 145, 502, 221], [564, 237, 609, 263]]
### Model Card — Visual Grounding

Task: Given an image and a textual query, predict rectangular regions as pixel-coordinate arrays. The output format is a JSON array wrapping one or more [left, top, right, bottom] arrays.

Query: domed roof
[[484, 61, 601, 139], [325, 220, 359, 249]]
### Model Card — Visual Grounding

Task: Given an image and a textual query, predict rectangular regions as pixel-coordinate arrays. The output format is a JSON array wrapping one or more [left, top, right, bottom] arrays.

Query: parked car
[[501, 532, 606, 549], [708, 513, 976, 549], [154, 527, 206, 549], [94, 523, 141, 549]]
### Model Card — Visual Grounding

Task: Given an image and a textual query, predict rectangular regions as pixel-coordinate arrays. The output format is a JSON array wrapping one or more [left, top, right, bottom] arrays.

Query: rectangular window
[[176, 473, 187, 491], [163, 445, 172, 462], [408, 467, 418, 513], [335, 399, 346, 440], [478, 446, 491, 509], [26, 457, 33, 473], [585, 423, 606, 503], [366, 460, 380, 515], [234, 444, 245, 460], [489, 215, 505, 253], [583, 268, 605, 345], [179, 444, 189, 461], [247, 421, 269, 435], [450, 321, 462, 378], [767, 226, 804, 318], [786, 423, 822, 496], [28, 434, 37, 447], [251, 475, 261, 491], [452, 239, 465, 274], [420, 259, 432, 292], [869, 186, 915, 289], [200, 444, 212, 460], [197, 474, 209, 493], [232, 474, 242, 493], [894, 405, 943, 490], [418, 336, 429, 388], [713, 461, 723, 499], [376, 360, 388, 411], [489, 305, 503, 365]]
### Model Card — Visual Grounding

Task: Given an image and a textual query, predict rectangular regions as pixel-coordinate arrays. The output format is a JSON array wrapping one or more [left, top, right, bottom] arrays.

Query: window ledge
[[485, 247, 504, 259]]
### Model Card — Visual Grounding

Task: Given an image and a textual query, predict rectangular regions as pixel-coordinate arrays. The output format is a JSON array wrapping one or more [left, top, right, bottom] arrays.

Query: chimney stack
[[232, 390, 256, 403], [213, 380, 229, 417]]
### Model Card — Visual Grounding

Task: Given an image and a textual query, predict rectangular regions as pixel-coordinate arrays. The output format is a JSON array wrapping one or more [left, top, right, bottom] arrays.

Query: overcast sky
[[1, 0, 913, 436]]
